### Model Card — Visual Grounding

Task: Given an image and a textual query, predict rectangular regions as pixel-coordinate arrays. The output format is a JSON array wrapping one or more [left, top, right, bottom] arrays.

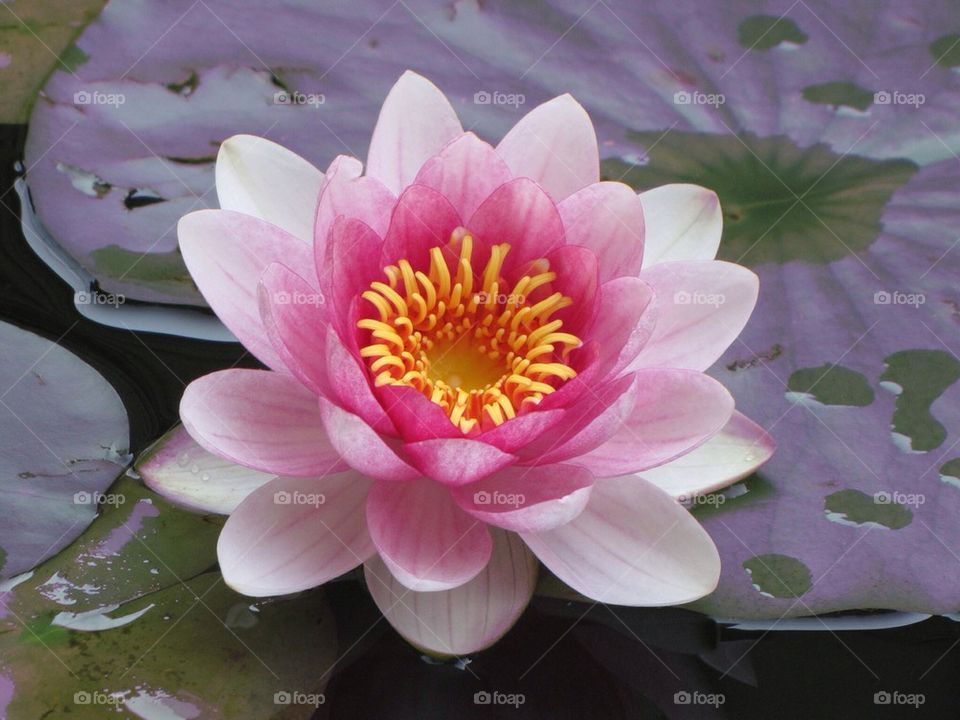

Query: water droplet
[[189, 463, 200, 474], [177, 452, 190, 467], [200, 472, 210, 481]]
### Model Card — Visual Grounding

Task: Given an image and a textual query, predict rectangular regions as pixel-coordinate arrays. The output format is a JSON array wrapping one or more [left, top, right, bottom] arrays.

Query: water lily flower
[[142, 71, 774, 655]]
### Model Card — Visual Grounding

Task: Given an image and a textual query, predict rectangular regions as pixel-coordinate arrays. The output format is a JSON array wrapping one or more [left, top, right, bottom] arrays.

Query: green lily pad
[[0, 475, 337, 718], [737, 15, 808, 50], [929, 33, 960, 69], [802, 81, 875, 112], [880, 350, 960, 452], [605, 131, 918, 266], [824, 489, 913, 530], [742, 554, 812, 599], [786, 365, 875, 407]]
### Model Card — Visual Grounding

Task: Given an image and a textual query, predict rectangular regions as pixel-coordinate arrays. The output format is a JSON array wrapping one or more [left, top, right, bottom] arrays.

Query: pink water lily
[[142, 71, 773, 655]]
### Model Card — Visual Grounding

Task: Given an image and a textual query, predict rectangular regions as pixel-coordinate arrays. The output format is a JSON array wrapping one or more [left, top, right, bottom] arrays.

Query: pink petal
[[558, 181, 645, 282], [178, 209, 316, 371], [365, 529, 536, 655], [324, 326, 397, 435], [521, 474, 720, 605], [571, 368, 734, 477], [495, 94, 599, 201], [452, 464, 594, 532], [519, 374, 638, 466], [403, 438, 517, 487], [366, 71, 463, 194], [589, 277, 657, 379], [414, 132, 513, 219], [628, 260, 759, 372], [541, 244, 598, 334], [318, 216, 386, 340], [218, 471, 374, 596], [215, 134, 324, 244], [377, 385, 460, 442], [476, 409, 566, 453], [379, 183, 462, 271], [181, 369, 345, 477], [638, 411, 775, 499], [258, 263, 330, 396], [366, 477, 492, 591], [318, 396, 420, 482], [466, 177, 565, 267], [314, 155, 395, 257], [639, 184, 722, 268], [138, 425, 274, 515]]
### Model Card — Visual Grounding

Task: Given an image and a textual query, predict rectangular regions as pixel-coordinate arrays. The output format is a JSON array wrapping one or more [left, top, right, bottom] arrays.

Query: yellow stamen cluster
[[357, 230, 580, 434]]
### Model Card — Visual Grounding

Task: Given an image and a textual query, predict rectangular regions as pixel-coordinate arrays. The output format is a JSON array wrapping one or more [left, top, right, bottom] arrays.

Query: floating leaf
[[0, 321, 128, 580]]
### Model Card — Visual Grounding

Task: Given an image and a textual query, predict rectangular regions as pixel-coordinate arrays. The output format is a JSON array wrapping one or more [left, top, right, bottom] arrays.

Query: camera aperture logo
[[73, 491, 125, 507], [673, 90, 725, 107], [74, 691, 122, 707], [474, 690, 525, 708], [874, 490, 925, 508], [674, 690, 725, 707], [474, 90, 525, 108], [674, 290, 725, 307], [273, 289, 325, 306], [274, 690, 325, 707], [874, 691, 924, 707], [273, 91, 325, 107], [75, 290, 125, 308], [473, 490, 525, 508], [873, 290, 924, 308], [274, 490, 326, 507], [74, 90, 125, 107], [873, 90, 925, 108]]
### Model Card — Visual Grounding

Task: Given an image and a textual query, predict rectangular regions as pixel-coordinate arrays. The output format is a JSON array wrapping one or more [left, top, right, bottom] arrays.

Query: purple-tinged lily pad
[[0, 321, 128, 580], [24, 0, 960, 304], [0, 475, 335, 719], [679, 156, 960, 618]]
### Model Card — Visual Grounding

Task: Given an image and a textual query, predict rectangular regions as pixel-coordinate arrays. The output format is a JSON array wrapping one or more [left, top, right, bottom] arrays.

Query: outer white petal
[[366, 71, 463, 193], [639, 184, 722, 267], [138, 425, 274, 514], [216, 134, 324, 243], [365, 530, 537, 655], [521, 475, 720, 606], [637, 411, 775, 500]]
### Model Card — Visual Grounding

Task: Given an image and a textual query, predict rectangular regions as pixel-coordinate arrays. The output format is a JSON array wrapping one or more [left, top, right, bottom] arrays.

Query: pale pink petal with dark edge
[[365, 529, 536, 655]]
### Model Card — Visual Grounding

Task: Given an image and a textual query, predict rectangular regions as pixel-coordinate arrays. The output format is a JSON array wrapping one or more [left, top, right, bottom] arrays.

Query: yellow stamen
[[356, 229, 580, 435]]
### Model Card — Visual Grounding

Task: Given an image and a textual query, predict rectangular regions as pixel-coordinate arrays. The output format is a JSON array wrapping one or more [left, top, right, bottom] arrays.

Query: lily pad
[[686, 157, 960, 619], [0, 320, 128, 580], [23, 0, 960, 304], [0, 474, 335, 718]]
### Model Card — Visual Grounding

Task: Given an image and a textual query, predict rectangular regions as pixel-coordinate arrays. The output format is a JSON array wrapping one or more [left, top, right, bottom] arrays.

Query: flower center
[[357, 229, 580, 434]]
